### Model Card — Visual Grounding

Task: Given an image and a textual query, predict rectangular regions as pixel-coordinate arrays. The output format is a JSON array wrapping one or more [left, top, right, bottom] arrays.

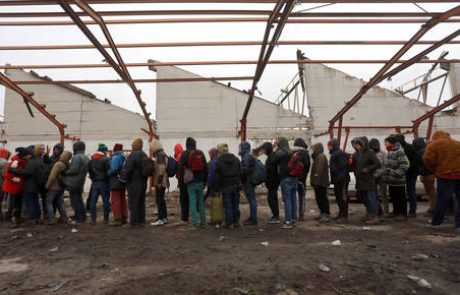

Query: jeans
[[23, 192, 41, 220], [69, 189, 86, 223], [432, 178, 460, 228], [155, 187, 167, 220], [243, 181, 257, 222], [361, 190, 379, 216], [187, 182, 206, 226], [314, 186, 330, 215], [297, 178, 306, 217], [389, 185, 407, 216], [222, 185, 240, 226], [281, 177, 297, 223], [179, 183, 189, 222], [46, 190, 67, 223], [333, 180, 348, 217], [111, 189, 128, 223], [406, 174, 418, 213], [267, 185, 279, 219], [89, 181, 111, 222]]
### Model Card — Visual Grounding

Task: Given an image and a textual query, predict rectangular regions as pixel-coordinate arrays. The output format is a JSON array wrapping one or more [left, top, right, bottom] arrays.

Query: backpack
[[288, 151, 304, 177], [188, 150, 205, 172], [166, 156, 178, 178], [141, 156, 155, 177], [249, 158, 267, 186]]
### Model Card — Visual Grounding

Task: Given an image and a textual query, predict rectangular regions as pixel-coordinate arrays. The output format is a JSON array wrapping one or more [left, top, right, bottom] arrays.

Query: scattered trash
[[407, 275, 432, 289], [48, 280, 69, 292], [362, 226, 371, 231], [275, 282, 286, 290], [71, 228, 78, 233], [219, 236, 229, 242], [331, 240, 343, 246], [26, 233, 33, 238], [98, 262, 110, 268], [258, 229, 264, 232], [9, 228, 24, 234], [232, 287, 253, 295], [412, 253, 429, 261], [401, 239, 410, 244], [318, 264, 330, 273], [260, 241, 269, 247], [49, 247, 59, 253]]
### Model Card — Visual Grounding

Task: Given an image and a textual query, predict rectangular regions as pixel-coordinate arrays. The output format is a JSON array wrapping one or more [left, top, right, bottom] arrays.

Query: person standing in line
[[108, 143, 127, 226], [412, 138, 436, 218], [174, 143, 189, 223], [151, 139, 170, 226], [239, 141, 257, 226], [0, 149, 10, 222], [369, 138, 388, 215], [310, 143, 330, 222], [88, 144, 111, 225], [328, 139, 349, 223], [206, 147, 219, 201], [293, 138, 311, 222]]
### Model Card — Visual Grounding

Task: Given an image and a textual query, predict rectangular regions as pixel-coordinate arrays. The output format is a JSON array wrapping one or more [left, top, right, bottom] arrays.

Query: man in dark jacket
[[239, 141, 257, 226], [88, 143, 111, 224], [214, 143, 241, 228], [395, 134, 421, 217], [293, 138, 311, 221], [328, 139, 349, 222], [257, 142, 280, 224], [355, 137, 381, 225], [412, 138, 436, 217], [206, 147, 219, 200], [9, 144, 46, 224], [44, 143, 64, 220], [108, 143, 127, 226], [311, 143, 330, 222], [369, 138, 388, 215], [120, 138, 149, 227]]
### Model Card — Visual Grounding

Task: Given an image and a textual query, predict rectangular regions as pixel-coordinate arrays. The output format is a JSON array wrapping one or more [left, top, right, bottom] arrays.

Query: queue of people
[[0, 131, 459, 234]]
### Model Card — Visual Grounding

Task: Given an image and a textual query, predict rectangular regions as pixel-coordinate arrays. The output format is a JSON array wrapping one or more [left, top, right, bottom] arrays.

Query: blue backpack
[[167, 156, 178, 178], [249, 158, 267, 186]]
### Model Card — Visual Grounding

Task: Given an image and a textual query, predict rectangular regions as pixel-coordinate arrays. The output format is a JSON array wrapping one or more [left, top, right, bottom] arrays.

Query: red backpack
[[288, 151, 304, 177], [188, 150, 206, 172]]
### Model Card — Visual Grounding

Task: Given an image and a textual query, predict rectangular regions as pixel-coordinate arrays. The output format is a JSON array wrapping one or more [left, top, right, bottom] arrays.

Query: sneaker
[[394, 215, 407, 222], [189, 224, 198, 230], [365, 216, 380, 225], [162, 218, 169, 224], [431, 224, 441, 231], [268, 217, 280, 225], [110, 221, 122, 227], [151, 219, 165, 226], [335, 217, 348, 224], [282, 222, 293, 229], [408, 211, 417, 218], [243, 219, 257, 226], [47, 221, 57, 226], [319, 215, 331, 223]]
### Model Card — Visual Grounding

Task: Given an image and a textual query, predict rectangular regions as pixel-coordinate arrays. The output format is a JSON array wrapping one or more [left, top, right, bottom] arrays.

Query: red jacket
[[174, 144, 184, 179], [2, 155, 27, 194]]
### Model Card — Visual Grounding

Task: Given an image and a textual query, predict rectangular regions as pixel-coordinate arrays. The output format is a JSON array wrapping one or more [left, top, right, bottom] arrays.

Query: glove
[[11, 161, 18, 168], [12, 177, 20, 183]]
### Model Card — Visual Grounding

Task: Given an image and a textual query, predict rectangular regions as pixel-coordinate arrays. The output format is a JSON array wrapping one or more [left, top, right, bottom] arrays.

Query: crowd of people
[[0, 130, 459, 234]]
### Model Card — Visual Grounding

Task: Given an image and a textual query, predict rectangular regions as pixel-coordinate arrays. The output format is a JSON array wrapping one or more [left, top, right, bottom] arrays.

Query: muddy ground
[[0, 189, 459, 295]]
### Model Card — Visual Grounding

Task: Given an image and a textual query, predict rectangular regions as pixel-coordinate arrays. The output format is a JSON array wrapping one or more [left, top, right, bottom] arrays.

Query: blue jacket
[[108, 151, 126, 190], [207, 158, 218, 190], [239, 141, 255, 183]]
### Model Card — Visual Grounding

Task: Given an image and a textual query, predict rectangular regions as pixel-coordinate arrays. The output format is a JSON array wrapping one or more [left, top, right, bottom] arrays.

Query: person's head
[[186, 137, 197, 151], [276, 137, 289, 151], [150, 139, 163, 155], [394, 134, 405, 145], [59, 150, 72, 164], [239, 141, 251, 156], [311, 143, 324, 158], [217, 143, 229, 156], [98, 143, 108, 155], [351, 137, 360, 151], [17, 147, 32, 160], [354, 137, 369, 153], [131, 138, 143, 151], [34, 143, 45, 158], [174, 143, 183, 157], [208, 147, 218, 160], [431, 130, 451, 141], [327, 139, 339, 152], [293, 138, 308, 150], [53, 143, 64, 157], [73, 141, 86, 154], [369, 138, 381, 153], [259, 142, 273, 155], [384, 136, 397, 152], [113, 143, 123, 153]]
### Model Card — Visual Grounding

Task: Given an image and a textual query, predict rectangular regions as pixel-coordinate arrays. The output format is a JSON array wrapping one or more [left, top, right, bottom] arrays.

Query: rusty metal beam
[[412, 93, 460, 130], [400, 73, 449, 95], [2, 40, 460, 51], [3, 59, 460, 70], [58, 0, 154, 138], [0, 71, 67, 144], [328, 5, 460, 138]]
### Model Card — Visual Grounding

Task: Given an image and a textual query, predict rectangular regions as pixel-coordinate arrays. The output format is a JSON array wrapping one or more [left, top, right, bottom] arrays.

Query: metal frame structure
[[0, 1, 459, 144]]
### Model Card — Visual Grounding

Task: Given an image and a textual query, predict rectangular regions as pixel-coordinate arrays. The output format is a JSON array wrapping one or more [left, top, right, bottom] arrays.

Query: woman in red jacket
[[3, 147, 31, 226]]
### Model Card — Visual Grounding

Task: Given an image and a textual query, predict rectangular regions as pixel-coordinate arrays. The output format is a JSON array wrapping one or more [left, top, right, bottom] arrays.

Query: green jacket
[[63, 151, 90, 191]]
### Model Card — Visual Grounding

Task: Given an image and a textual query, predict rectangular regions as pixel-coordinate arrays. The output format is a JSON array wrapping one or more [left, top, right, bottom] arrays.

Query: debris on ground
[[26, 233, 33, 238], [362, 227, 371, 231], [412, 253, 429, 261], [48, 280, 69, 292], [71, 228, 78, 233], [48, 247, 58, 253], [407, 275, 432, 289], [331, 240, 343, 246], [260, 241, 269, 247], [318, 264, 331, 273], [218, 236, 228, 242]]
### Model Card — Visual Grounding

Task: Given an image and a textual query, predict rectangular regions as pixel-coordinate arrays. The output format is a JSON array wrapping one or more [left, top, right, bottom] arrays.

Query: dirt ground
[[0, 189, 459, 295]]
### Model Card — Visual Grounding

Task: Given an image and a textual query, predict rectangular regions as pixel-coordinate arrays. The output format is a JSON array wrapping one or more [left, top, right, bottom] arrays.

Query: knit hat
[[217, 143, 229, 155], [98, 143, 108, 152], [34, 144, 44, 157], [208, 147, 218, 159], [16, 147, 31, 158], [385, 136, 397, 145], [113, 143, 123, 152], [131, 138, 143, 151]]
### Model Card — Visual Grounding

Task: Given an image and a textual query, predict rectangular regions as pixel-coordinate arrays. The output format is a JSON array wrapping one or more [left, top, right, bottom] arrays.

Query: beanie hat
[[131, 138, 143, 151], [208, 147, 218, 159], [97, 143, 108, 152], [113, 143, 123, 152], [385, 136, 397, 145], [17, 147, 31, 158], [34, 143, 44, 157]]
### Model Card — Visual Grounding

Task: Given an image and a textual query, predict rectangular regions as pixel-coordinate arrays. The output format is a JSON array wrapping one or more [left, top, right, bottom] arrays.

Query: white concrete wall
[[449, 63, 460, 96]]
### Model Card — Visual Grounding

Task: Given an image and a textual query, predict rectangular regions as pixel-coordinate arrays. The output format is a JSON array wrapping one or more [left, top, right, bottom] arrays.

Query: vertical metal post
[[426, 116, 434, 139], [342, 127, 351, 151]]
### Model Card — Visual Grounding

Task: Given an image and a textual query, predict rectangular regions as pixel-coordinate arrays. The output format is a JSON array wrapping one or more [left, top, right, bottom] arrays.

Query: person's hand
[[46, 145, 50, 155], [12, 177, 20, 183], [11, 160, 18, 168]]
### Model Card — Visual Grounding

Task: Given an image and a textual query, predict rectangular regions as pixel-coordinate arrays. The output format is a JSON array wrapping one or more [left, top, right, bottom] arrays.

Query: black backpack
[[141, 156, 155, 177]]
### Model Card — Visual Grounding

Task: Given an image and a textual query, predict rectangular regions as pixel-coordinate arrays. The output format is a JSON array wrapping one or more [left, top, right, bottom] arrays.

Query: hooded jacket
[[328, 139, 349, 184], [260, 142, 279, 188], [214, 147, 241, 191], [151, 139, 169, 189], [174, 143, 184, 179], [310, 143, 329, 187], [88, 152, 110, 182], [395, 134, 420, 177], [355, 137, 380, 191], [9, 146, 46, 193], [0, 149, 10, 189], [2, 154, 27, 194], [412, 138, 431, 177], [108, 151, 126, 190], [424, 130, 460, 178], [239, 141, 256, 183], [179, 137, 208, 185], [119, 138, 149, 187], [293, 138, 311, 181], [62, 141, 90, 191], [46, 151, 72, 191], [383, 142, 410, 186], [274, 137, 291, 180], [369, 138, 386, 179], [207, 148, 218, 190]]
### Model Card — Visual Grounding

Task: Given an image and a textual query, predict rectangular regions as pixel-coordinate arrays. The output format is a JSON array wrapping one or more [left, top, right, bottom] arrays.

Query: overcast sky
[[1, 2, 459, 119]]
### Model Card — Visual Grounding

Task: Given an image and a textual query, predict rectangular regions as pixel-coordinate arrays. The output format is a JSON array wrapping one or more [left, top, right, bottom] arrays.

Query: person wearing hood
[[3, 147, 31, 226], [108, 143, 127, 226], [369, 138, 388, 215], [256, 142, 280, 224], [214, 143, 241, 228], [88, 143, 111, 225], [239, 141, 257, 226], [9, 144, 46, 224], [151, 139, 170, 226], [423, 130, 460, 234], [293, 138, 311, 222], [383, 136, 410, 221], [355, 136, 381, 225], [412, 138, 436, 217], [328, 139, 349, 222], [206, 147, 219, 200], [179, 137, 208, 228], [43, 143, 64, 220], [63, 141, 90, 223], [310, 143, 330, 222], [0, 148, 10, 222], [45, 150, 72, 225], [395, 134, 421, 217], [120, 138, 149, 227], [174, 143, 189, 223]]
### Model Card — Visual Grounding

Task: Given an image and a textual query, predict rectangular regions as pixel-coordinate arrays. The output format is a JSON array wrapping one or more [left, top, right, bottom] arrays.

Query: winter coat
[[62, 142, 89, 192], [9, 153, 46, 194], [383, 142, 410, 186], [119, 149, 149, 188], [293, 138, 311, 182], [179, 137, 208, 185], [88, 152, 110, 183], [207, 158, 218, 190], [0, 150, 9, 189], [261, 142, 279, 188], [2, 155, 27, 194], [424, 130, 460, 178], [46, 151, 72, 191], [310, 143, 329, 187], [174, 144, 183, 179], [214, 153, 241, 191], [239, 141, 256, 183], [412, 138, 431, 177], [108, 151, 126, 190], [44, 143, 64, 178], [369, 138, 386, 179], [328, 139, 349, 184], [396, 135, 420, 177], [151, 140, 169, 189], [356, 137, 381, 191], [274, 137, 292, 181]]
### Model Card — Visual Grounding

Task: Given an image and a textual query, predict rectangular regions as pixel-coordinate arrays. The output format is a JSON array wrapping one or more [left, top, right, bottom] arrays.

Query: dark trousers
[[89, 181, 111, 222], [222, 185, 240, 226], [23, 192, 41, 220], [7, 193, 22, 221], [406, 174, 418, 213], [179, 183, 189, 222], [298, 177, 307, 217], [389, 185, 407, 216], [155, 187, 167, 220], [432, 178, 460, 228], [333, 180, 348, 217], [128, 183, 146, 225], [267, 185, 279, 219], [314, 186, 330, 215], [69, 189, 86, 223], [243, 181, 257, 222]]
